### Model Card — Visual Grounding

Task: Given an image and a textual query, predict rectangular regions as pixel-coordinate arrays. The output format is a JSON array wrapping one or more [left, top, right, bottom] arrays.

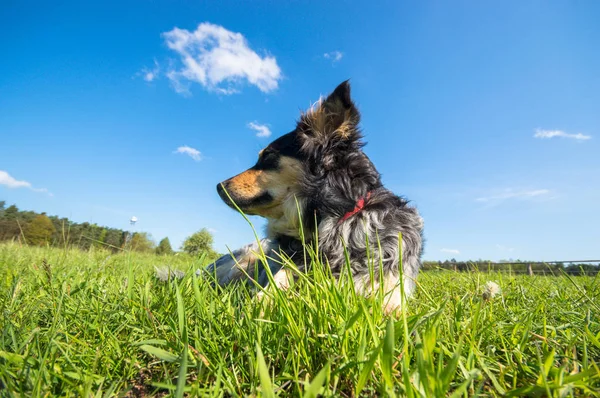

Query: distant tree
[[0, 220, 20, 241], [82, 223, 103, 249], [51, 217, 72, 247], [104, 228, 125, 251], [156, 237, 174, 255], [4, 204, 19, 220], [76, 222, 93, 250], [49, 215, 62, 243], [25, 214, 56, 246], [19, 210, 38, 223], [0, 201, 136, 251], [97, 228, 108, 247], [182, 228, 217, 258], [130, 232, 156, 253]]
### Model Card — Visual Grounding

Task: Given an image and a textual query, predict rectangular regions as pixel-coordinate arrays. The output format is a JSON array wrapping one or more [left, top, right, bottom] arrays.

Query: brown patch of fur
[[300, 99, 357, 140], [226, 157, 304, 220], [228, 169, 264, 197], [336, 110, 356, 138], [301, 98, 327, 138]]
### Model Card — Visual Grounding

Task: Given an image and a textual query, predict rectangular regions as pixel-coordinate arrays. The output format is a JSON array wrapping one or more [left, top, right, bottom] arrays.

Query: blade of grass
[[256, 343, 275, 398]]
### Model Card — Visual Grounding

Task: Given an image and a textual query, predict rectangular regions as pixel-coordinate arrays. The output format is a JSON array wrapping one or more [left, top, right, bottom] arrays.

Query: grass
[[1, 240, 599, 397]]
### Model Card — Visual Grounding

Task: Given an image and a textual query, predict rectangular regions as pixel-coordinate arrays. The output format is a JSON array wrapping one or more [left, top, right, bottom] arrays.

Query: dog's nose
[[216, 182, 228, 200]]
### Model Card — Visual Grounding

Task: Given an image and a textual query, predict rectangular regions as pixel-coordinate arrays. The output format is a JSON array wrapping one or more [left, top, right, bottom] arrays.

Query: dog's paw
[[382, 289, 406, 316], [253, 268, 292, 316], [154, 266, 185, 282], [205, 240, 276, 285]]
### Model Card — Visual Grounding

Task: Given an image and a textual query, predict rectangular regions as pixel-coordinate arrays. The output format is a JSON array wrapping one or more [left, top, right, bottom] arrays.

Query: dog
[[203, 81, 424, 314]]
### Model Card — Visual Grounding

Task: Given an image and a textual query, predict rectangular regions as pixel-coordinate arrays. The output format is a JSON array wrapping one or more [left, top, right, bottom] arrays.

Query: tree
[[0, 220, 20, 241], [0, 201, 20, 241], [104, 228, 125, 251], [156, 237, 174, 255], [0, 200, 136, 251], [4, 204, 19, 220], [182, 228, 217, 258], [25, 214, 56, 246], [130, 232, 156, 253]]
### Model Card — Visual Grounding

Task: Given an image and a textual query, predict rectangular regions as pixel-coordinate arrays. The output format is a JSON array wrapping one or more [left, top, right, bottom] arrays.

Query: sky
[[1, 1, 599, 261]]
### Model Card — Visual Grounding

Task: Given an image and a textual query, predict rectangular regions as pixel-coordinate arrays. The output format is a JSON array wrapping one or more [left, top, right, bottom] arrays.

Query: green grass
[[1, 241, 599, 397]]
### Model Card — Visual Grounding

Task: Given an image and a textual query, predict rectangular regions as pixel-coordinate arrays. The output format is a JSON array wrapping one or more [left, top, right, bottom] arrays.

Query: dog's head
[[217, 81, 380, 236]]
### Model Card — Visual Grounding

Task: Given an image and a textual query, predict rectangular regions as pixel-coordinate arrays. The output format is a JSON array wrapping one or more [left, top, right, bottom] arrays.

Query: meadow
[[1, 241, 599, 397]]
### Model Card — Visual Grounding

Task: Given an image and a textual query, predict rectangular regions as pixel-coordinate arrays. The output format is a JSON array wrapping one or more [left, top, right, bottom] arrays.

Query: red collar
[[339, 191, 372, 224]]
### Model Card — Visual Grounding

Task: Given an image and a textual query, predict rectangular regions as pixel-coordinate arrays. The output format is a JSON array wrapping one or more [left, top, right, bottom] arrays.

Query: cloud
[[247, 121, 272, 138], [162, 22, 282, 95], [324, 51, 343, 63], [174, 146, 202, 161], [139, 59, 160, 82], [0, 170, 52, 196], [534, 128, 591, 141], [441, 248, 460, 255], [476, 189, 551, 203]]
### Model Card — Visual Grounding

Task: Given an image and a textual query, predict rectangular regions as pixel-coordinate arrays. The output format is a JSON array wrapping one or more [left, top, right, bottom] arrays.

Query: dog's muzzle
[[216, 182, 232, 204]]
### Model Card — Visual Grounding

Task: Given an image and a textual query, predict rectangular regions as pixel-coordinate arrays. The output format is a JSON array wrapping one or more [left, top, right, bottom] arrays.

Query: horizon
[[3, 198, 600, 264], [1, 1, 599, 261]]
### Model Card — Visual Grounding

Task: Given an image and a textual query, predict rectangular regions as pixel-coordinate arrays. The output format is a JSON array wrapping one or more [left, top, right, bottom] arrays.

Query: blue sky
[[1, 1, 599, 261]]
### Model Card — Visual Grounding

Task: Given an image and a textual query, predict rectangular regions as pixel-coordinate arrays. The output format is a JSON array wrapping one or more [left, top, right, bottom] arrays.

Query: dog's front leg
[[204, 239, 280, 286], [353, 271, 417, 315], [255, 266, 293, 302]]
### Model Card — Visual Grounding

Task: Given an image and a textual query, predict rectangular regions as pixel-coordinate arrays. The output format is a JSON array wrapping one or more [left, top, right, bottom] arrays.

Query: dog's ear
[[298, 80, 361, 145], [325, 80, 355, 113]]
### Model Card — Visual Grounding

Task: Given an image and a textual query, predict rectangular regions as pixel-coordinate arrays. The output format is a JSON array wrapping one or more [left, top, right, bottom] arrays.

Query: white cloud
[[0, 171, 30, 189], [174, 146, 202, 161], [324, 51, 343, 63], [140, 59, 160, 82], [476, 189, 551, 203], [534, 128, 591, 141], [0, 170, 52, 196], [162, 22, 282, 95], [441, 248, 460, 255], [247, 121, 272, 138]]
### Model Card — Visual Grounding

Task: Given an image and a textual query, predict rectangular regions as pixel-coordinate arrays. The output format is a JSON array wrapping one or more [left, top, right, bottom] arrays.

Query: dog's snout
[[216, 181, 227, 199]]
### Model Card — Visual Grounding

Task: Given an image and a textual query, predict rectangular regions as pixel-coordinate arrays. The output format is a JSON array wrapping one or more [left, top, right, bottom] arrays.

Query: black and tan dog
[[205, 81, 424, 313]]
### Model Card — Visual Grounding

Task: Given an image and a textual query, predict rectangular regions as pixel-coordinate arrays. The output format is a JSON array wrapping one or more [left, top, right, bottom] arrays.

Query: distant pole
[[527, 263, 533, 276]]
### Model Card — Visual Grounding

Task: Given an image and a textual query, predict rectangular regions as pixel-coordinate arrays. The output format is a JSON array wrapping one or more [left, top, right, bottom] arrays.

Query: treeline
[[0, 201, 131, 250], [423, 259, 599, 275], [4, 200, 596, 273], [0, 201, 219, 259]]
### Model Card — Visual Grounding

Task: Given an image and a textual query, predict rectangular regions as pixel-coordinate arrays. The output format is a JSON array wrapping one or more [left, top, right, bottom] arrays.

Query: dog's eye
[[262, 150, 277, 161], [256, 149, 279, 169]]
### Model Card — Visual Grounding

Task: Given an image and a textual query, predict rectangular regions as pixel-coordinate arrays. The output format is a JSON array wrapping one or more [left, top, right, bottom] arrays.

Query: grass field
[[1, 241, 599, 397]]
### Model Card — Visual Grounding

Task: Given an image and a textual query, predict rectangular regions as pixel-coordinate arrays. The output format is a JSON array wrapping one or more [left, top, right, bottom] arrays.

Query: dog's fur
[[207, 81, 424, 313]]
